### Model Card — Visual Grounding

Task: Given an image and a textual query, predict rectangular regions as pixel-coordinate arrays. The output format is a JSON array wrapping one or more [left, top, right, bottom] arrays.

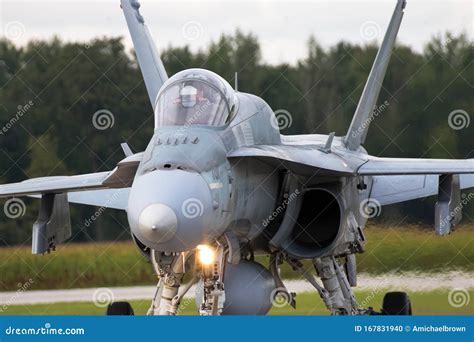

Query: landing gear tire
[[106, 302, 135, 315], [382, 291, 412, 315]]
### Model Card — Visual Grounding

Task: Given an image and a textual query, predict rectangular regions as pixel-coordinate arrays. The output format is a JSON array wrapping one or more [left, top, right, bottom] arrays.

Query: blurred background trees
[[0, 31, 472, 245]]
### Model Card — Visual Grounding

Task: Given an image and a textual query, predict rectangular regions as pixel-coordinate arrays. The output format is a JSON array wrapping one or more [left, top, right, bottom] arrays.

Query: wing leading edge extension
[[227, 145, 360, 176]]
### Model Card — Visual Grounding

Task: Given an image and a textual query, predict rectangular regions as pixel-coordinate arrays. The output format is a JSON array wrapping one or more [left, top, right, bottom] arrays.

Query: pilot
[[178, 82, 212, 108], [173, 82, 215, 125]]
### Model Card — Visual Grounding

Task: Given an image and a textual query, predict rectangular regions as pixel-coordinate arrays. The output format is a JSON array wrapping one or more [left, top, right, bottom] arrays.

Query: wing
[[0, 152, 141, 254], [0, 172, 109, 198], [369, 170, 473, 236], [358, 157, 474, 175], [370, 174, 474, 206], [0, 152, 142, 198], [121, 0, 168, 116], [30, 188, 130, 210], [67, 188, 130, 210]]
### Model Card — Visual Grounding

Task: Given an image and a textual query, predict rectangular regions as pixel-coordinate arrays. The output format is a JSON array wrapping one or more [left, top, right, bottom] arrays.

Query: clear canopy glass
[[155, 69, 236, 127]]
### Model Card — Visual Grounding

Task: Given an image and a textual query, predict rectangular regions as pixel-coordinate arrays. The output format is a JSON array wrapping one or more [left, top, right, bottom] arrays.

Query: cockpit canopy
[[155, 69, 237, 128]]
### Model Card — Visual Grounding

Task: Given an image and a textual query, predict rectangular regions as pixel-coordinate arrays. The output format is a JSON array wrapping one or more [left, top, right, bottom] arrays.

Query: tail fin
[[121, 0, 168, 123], [345, 0, 406, 151]]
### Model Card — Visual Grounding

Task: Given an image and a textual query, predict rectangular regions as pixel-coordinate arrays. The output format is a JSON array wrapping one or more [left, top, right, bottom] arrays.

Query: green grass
[[0, 225, 472, 291], [356, 225, 474, 274], [1, 290, 472, 315]]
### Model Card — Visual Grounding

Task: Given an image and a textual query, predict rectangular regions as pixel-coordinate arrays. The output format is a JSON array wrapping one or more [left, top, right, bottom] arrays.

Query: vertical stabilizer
[[121, 0, 168, 127], [345, 0, 406, 151]]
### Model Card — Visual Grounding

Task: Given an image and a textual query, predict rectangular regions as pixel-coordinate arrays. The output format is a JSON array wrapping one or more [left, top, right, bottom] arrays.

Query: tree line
[[0, 31, 472, 245]]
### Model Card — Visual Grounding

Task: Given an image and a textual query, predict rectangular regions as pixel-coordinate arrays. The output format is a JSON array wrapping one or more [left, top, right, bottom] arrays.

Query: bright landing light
[[196, 244, 215, 266]]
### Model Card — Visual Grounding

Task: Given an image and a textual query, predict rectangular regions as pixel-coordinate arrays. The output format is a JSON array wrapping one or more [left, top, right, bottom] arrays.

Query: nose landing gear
[[197, 243, 226, 315], [146, 250, 190, 315]]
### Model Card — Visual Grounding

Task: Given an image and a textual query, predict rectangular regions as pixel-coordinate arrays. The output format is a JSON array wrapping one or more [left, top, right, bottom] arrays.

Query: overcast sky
[[1, 0, 472, 65]]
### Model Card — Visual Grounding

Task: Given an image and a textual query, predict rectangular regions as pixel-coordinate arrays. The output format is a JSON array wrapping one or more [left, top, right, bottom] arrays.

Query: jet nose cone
[[138, 204, 177, 243]]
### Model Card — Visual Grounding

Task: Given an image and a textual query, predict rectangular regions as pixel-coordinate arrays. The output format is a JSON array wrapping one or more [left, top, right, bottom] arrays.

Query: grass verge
[[1, 289, 472, 315], [0, 225, 472, 290]]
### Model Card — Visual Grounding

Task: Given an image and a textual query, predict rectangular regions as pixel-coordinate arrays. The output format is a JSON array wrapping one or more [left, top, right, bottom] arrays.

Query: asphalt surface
[[1, 271, 472, 305]]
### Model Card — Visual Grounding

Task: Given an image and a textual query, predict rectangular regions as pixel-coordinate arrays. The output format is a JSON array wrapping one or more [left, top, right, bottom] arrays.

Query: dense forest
[[0, 31, 472, 245]]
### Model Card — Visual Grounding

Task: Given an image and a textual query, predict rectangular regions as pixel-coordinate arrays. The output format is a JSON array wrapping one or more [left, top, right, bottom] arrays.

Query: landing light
[[196, 244, 215, 266]]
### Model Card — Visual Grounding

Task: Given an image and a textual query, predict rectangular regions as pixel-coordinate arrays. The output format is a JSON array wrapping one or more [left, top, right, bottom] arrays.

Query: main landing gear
[[105, 248, 412, 316]]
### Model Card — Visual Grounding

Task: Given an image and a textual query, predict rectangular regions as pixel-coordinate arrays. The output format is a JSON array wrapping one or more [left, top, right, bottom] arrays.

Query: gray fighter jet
[[1, 0, 473, 315]]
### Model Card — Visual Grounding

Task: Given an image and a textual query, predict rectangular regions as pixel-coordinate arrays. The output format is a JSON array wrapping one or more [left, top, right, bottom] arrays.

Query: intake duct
[[269, 179, 343, 259], [291, 189, 341, 249]]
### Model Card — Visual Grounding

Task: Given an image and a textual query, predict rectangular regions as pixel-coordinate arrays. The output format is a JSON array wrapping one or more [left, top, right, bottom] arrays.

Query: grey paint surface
[[0, 0, 473, 315]]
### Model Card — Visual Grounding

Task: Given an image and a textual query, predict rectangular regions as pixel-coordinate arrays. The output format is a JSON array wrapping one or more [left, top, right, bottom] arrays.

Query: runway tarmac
[[1, 271, 472, 305]]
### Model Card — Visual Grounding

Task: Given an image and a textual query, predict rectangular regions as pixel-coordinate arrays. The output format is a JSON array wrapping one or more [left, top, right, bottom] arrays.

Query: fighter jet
[[1, 0, 473, 315]]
